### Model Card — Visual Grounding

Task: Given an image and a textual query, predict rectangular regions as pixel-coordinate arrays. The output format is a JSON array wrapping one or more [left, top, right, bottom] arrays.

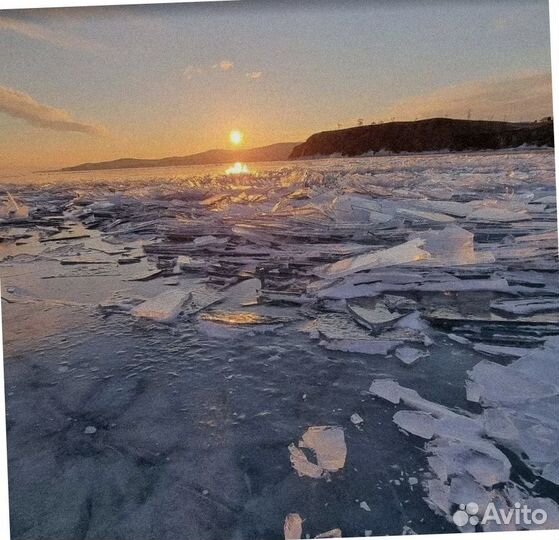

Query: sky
[[0, 0, 554, 170]]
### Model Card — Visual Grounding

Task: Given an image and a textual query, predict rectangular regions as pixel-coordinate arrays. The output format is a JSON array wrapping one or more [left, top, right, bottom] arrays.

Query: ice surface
[[482, 408, 519, 441], [2, 149, 557, 538], [542, 460, 559, 485], [130, 290, 191, 322]]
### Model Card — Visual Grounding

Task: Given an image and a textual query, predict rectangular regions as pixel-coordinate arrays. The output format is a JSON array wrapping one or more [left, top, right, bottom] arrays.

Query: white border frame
[[0, 1, 557, 539]]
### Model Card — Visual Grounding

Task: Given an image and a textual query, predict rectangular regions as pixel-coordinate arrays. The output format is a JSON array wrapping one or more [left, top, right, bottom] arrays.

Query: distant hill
[[60, 142, 300, 172], [289, 118, 554, 159]]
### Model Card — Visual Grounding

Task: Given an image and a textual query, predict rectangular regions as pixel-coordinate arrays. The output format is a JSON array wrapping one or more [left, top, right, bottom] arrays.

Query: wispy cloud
[[0, 14, 103, 52], [214, 60, 234, 71], [183, 61, 264, 83], [381, 72, 553, 122], [184, 65, 205, 80], [185, 59, 235, 80], [246, 71, 263, 81], [0, 85, 108, 137]]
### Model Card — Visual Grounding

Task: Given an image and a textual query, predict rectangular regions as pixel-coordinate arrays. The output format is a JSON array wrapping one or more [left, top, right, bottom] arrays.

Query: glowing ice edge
[[225, 162, 250, 175]]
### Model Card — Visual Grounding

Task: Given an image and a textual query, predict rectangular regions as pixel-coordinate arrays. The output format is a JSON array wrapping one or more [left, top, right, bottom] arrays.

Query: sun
[[229, 130, 243, 146]]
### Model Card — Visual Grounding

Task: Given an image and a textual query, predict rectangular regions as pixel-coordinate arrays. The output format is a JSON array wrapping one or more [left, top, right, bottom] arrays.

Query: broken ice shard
[[131, 290, 191, 322], [289, 426, 347, 478], [284, 513, 303, 540], [313, 239, 430, 279], [395, 346, 428, 366], [347, 301, 405, 331], [412, 225, 495, 266]]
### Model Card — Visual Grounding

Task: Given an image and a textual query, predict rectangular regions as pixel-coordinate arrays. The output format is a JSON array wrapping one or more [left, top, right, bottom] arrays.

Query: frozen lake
[[1, 150, 558, 539]]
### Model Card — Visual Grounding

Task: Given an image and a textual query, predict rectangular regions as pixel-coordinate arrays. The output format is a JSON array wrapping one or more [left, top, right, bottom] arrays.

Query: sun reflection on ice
[[225, 162, 250, 175]]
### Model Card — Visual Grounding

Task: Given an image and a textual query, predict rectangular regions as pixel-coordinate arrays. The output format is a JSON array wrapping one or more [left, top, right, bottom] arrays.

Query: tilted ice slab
[[130, 283, 225, 322], [0, 194, 29, 220], [130, 289, 191, 322], [313, 239, 431, 279], [472, 343, 530, 359], [315, 277, 512, 300], [468, 360, 558, 406], [490, 298, 559, 317], [468, 207, 531, 222], [327, 194, 393, 224], [411, 225, 495, 266], [406, 199, 471, 218], [397, 208, 456, 223]]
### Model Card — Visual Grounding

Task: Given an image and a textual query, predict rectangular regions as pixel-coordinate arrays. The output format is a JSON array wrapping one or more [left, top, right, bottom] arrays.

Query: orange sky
[[0, 1, 553, 171]]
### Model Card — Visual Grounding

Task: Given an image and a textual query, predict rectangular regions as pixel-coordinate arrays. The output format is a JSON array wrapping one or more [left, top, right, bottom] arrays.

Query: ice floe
[[289, 426, 347, 479], [130, 290, 191, 322]]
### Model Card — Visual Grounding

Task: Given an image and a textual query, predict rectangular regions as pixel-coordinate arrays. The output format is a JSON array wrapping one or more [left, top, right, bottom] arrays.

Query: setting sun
[[229, 130, 243, 146]]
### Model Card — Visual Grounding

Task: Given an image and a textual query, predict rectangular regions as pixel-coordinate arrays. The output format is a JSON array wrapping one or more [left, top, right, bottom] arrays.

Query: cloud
[[183, 63, 263, 83], [214, 60, 234, 71], [187, 60, 235, 79], [246, 71, 263, 81], [0, 14, 103, 52], [381, 72, 553, 122], [184, 65, 204, 80], [0, 85, 108, 137]]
